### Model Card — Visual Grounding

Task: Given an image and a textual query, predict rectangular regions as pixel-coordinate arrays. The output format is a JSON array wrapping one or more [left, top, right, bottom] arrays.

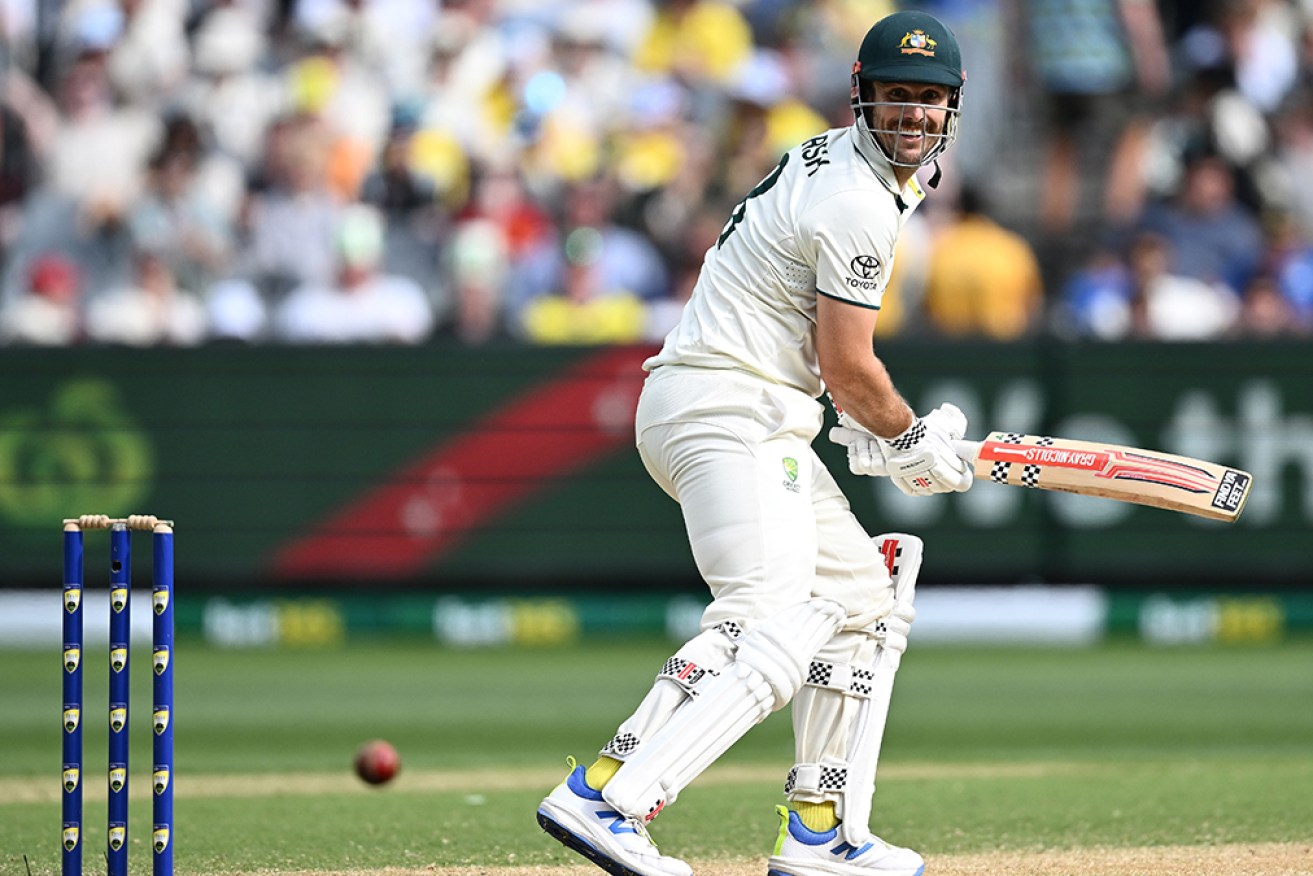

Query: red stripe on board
[[270, 346, 657, 579]]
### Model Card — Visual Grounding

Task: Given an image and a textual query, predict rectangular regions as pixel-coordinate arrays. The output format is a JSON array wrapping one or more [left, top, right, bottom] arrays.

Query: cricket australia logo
[[899, 30, 937, 56], [782, 457, 801, 493]]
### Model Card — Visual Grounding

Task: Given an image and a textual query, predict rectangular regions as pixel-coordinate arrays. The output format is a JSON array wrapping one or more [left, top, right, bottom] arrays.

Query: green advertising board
[[1, 340, 1309, 592]]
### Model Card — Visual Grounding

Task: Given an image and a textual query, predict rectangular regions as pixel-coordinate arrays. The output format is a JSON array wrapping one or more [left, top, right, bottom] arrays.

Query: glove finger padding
[[879, 406, 974, 496], [827, 426, 868, 447], [923, 402, 968, 440], [829, 426, 887, 477]]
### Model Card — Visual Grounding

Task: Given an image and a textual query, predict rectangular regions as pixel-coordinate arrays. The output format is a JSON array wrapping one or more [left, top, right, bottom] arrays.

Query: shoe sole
[[767, 861, 924, 876], [537, 809, 652, 876]]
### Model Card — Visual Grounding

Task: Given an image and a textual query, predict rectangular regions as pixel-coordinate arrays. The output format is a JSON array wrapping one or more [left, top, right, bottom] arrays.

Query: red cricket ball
[[354, 739, 401, 786]]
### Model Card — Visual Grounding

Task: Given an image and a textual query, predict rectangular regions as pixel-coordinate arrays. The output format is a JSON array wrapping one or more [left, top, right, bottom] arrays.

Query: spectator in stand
[[43, 25, 162, 231], [0, 253, 82, 345], [515, 7, 646, 190], [1235, 272, 1302, 338], [239, 113, 344, 299], [456, 159, 554, 283], [358, 107, 447, 303], [289, 0, 437, 99], [84, 243, 209, 345], [921, 187, 1045, 340], [0, 97, 45, 259], [1023, 0, 1171, 241], [128, 114, 235, 297], [205, 276, 270, 343], [1270, 86, 1313, 240], [282, 16, 392, 200], [417, 5, 513, 165], [179, 1, 282, 175], [1178, 0, 1301, 115], [1054, 247, 1135, 339], [2, 49, 152, 306], [440, 218, 511, 345], [1133, 149, 1264, 296], [634, 0, 754, 89], [1125, 230, 1239, 340], [272, 204, 433, 344], [1264, 211, 1313, 328], [509, 174, 670, 344], [99, 0, 191, 106]]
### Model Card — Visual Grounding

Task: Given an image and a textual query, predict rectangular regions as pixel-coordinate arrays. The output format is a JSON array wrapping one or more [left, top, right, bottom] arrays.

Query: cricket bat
[[952, 432, 1253, 522]]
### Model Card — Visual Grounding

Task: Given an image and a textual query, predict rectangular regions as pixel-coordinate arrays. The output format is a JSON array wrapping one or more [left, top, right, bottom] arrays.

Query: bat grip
[[953, 439, 982, 463], [851, 440, 980, 478]]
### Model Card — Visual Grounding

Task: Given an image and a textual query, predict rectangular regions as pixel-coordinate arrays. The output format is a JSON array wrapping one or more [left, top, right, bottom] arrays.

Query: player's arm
[[817, 292, 973, 495], [815, 293, 913, 438]]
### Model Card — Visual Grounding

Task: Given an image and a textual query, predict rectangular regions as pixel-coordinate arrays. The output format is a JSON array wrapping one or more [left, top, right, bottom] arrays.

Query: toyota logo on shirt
[[849, 255, 881, 279], [846, 254, 882, 289]]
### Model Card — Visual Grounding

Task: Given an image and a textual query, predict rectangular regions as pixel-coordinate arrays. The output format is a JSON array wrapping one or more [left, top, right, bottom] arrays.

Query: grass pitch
[[3, 636, 1311, 875]]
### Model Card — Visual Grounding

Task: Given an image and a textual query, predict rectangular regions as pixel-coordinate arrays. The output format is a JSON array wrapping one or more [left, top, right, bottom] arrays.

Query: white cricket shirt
[[644, 126, 924, 398]]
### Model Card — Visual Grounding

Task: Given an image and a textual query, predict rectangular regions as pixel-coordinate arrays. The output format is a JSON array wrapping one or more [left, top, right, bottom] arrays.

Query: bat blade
[[954, 432, 1252, 522]]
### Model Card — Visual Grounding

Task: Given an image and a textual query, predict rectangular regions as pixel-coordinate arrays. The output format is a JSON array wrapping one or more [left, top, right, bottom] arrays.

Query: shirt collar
[[850, 125, 926, 207]]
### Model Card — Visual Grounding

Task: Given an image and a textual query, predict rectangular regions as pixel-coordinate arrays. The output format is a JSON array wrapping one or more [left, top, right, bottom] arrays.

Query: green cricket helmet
[[850, 10, 965, 175]]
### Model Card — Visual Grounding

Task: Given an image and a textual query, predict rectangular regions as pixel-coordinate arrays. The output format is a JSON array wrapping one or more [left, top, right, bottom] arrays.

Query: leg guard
[[601, 598, 846, 822], [599, 623, 741, 760], [786, 534, 923, 845]]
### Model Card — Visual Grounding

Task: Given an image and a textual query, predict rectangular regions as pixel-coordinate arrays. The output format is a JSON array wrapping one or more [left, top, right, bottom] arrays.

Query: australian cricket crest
[[109, 824, 126, 851], [899, 29, 937, 56], [153, 826, 170, 854], [782, 457, 801, 493]]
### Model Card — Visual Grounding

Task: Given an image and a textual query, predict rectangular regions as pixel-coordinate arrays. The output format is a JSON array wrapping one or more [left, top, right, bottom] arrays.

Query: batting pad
[[602, 599, 846, 821], [788, 533, 923, 844], [600, 623, 740, 760]]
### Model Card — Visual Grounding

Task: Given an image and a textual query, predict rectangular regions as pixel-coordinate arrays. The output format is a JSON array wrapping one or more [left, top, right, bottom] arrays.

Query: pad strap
[[785, 763, 847, 798], [805, 660, 876, 697]]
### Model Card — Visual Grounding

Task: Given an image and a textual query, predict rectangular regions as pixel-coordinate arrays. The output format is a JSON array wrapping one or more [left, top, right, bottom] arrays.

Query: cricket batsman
[[538, 10, 973, 876]]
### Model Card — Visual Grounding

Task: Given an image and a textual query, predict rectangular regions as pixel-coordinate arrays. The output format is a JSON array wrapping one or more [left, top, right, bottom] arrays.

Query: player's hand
[[828, 412, 889, 477], [877, 404, 974, 496]]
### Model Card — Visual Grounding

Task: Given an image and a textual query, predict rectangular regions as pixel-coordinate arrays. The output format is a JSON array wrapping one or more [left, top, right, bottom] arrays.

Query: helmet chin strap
[[927, 161, 942, 189]]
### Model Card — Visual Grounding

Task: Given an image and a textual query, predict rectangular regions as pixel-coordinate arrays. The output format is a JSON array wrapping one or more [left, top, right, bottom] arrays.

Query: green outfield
[[3, 636, 1312, 875]]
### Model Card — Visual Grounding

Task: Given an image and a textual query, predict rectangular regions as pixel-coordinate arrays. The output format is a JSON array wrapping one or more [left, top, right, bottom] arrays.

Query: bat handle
[[952, 439, 982, 463]]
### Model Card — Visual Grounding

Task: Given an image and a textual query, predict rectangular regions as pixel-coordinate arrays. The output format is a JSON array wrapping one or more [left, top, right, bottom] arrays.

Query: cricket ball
[[354, 739, 401, 786]]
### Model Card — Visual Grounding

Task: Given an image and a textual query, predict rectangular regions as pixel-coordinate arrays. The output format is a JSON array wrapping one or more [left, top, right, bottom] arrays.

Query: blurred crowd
[[0, 0, 1311, 347]]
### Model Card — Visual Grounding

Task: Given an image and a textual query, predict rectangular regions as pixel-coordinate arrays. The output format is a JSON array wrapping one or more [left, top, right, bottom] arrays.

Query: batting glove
[[877, 404, 974, 496], [828, 411, 889, 478]]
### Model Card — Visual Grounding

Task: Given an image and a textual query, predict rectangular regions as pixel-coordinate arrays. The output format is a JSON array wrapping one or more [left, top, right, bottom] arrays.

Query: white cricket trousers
[[635, 365, 893, 630]]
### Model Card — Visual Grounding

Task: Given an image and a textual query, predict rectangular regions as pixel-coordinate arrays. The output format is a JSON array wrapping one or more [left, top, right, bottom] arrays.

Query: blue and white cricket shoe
[[767, 806, 924, 876], [537, 762, 692, 876]]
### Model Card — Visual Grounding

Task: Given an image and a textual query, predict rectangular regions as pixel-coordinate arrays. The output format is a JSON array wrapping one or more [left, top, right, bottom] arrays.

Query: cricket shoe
[[767, 806, 924, 876], [537, 762, 692, 876]]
